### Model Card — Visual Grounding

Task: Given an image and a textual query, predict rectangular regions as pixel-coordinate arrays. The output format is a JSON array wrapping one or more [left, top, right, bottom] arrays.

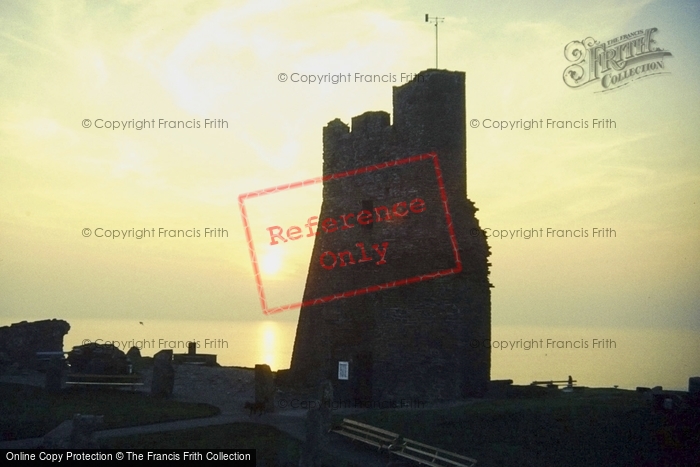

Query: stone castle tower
[[289, 69, 491, 401]]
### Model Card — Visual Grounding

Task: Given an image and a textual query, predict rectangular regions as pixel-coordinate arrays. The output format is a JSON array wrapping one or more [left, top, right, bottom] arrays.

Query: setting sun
[[260, 249, 283, 275]]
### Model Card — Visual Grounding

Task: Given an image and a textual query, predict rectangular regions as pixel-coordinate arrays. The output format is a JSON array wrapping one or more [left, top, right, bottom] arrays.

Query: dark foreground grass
[[0, 382, 220, 440], [98, 387, 699, 466], [341, 388, 700, 467], [8, 382, 696, 466], [103, 423, 307, 467]]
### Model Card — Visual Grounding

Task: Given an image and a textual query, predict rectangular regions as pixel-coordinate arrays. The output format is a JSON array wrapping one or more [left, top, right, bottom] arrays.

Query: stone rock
[[40, 414, 103, 449], [0, 319, 70, 370], [255, 364, 275, 413], [151, 349, 175, 398]]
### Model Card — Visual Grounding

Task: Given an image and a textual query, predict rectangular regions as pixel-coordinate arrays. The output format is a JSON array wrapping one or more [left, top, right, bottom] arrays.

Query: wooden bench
[[391, 436, 477, 467], [65, 373, 144, 389], [331, 418, 402, 451], [332, 418, 477, 466]]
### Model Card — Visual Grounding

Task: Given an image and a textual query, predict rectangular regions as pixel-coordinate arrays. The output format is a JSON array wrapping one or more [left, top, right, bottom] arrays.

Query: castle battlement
[[323, 69, 466, 197]]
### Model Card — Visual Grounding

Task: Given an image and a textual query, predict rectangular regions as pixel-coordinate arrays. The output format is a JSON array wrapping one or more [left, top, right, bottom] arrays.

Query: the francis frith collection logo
[[563, 27, 672, 92]]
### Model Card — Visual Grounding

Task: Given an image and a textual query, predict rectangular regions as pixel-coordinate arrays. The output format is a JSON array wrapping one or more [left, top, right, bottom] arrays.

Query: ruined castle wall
[[0, 319, 70, 369], [290, 70, 491, 401]]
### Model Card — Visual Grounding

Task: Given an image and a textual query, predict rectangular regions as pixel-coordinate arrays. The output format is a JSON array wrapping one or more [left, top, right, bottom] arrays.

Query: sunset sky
[[1, 0, 698, 339]]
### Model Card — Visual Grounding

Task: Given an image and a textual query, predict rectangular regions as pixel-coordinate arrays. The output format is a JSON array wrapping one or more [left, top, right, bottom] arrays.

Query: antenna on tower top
[[425, 14, 445, 69]]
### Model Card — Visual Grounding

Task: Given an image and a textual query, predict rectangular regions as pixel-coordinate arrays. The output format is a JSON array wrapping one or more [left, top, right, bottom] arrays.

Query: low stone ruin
[[67, 343, 129, 375], [0, 319, 70, 370]]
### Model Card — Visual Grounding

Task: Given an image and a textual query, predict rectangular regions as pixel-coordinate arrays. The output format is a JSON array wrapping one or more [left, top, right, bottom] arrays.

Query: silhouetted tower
[[290, 69, 491, 401]]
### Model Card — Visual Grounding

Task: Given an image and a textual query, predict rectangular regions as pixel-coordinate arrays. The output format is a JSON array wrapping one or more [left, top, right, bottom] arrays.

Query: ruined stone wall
[[0, 319, 70, 369], [290, 69, 491, 401]]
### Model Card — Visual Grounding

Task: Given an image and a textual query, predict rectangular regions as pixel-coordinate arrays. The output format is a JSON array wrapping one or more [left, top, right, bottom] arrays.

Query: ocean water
[[4, 318, 698, 391]]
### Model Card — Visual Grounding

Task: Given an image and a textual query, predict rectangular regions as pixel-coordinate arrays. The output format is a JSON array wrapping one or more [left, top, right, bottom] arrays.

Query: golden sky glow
[[0, 0, 698, 332]]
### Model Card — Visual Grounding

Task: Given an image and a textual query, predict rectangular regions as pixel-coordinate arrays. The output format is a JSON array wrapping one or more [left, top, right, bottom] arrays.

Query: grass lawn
[[102, 423, 304, 467], [339, 387, 699, 467], [0, 382, 220, 440]]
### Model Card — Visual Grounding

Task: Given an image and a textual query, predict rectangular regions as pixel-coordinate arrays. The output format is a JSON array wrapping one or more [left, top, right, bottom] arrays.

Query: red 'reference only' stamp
[[238, 152, 461, 315]]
